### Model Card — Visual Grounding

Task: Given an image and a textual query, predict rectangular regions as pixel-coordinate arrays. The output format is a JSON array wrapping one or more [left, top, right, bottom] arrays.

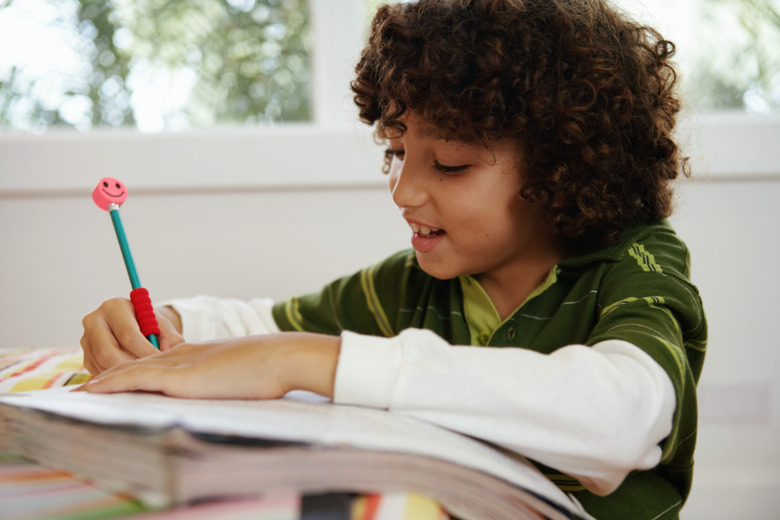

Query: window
[[0, 0, 312, 133], [0, 0, 778, 135], [618, 0, 780, 114], [0, 0, 777, 194]]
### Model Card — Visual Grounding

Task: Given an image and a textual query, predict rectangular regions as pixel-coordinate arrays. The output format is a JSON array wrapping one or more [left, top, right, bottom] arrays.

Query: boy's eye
[[434, 161, 469, 175], [384, 148, 405, 159], [383, 148, 468, 175]]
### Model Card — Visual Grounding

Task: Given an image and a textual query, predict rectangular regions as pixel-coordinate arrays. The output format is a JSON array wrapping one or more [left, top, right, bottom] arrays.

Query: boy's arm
[[82, 302, 674, 495], [333, 329, 676, 496], [82, 331, 341, 400]]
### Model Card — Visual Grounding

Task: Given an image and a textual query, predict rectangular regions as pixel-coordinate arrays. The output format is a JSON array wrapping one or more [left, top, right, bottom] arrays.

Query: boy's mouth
[[410, 222, 445, 238]]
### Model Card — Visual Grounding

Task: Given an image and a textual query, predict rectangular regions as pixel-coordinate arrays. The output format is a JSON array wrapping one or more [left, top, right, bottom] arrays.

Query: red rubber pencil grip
[[130, 288, 161, 337]]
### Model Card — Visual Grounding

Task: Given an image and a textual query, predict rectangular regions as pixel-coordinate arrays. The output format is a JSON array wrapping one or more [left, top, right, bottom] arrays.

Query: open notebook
[[0, 386, 592, 520], [0, 347, 447, 520]]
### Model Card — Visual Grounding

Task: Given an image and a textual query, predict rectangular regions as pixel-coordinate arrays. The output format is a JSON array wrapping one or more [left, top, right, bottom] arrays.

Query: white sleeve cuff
[[333, 330, 404, 409], [163, 295, 279, 342]]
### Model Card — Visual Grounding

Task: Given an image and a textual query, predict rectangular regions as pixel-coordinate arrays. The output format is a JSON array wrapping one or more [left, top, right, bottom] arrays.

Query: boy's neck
[[475, 246, 568, 322]]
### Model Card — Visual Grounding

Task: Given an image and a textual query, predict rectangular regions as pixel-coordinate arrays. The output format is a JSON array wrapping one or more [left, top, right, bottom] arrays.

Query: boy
[[81, 1, 707, 518]]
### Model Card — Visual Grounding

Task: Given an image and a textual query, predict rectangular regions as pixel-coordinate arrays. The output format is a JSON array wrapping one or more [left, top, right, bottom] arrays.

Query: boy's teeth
[[411, 223, 439, 236]]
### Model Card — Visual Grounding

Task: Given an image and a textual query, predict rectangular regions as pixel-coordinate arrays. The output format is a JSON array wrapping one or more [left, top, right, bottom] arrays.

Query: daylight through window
[[0, 0, 310, 132], [0, 0, 778, 134]]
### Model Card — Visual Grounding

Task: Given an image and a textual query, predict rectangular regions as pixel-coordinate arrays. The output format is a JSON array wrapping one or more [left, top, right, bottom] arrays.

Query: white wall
[[0, 124, 409, 349], [670, 180, 780, 518], [1, 114, 779, 517]]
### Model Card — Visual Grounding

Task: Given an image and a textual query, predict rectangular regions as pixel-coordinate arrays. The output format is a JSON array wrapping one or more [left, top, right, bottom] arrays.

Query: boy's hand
[[81, 298, 185, 375], [79, 333, 341, 400]]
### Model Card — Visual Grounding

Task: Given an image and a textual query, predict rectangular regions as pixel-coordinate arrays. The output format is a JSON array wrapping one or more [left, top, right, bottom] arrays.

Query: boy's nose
[[389, 164, 428, 209]]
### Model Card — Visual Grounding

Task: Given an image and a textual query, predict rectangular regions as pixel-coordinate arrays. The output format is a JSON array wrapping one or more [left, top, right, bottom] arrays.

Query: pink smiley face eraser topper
[[92, 177, 128, 211]]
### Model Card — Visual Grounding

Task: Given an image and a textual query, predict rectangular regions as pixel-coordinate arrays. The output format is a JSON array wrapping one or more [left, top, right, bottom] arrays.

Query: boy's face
[[385, 113, 563, 284]]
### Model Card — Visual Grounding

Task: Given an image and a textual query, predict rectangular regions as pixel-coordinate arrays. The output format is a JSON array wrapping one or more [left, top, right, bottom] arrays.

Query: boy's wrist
[[283, 333, 341, 398]]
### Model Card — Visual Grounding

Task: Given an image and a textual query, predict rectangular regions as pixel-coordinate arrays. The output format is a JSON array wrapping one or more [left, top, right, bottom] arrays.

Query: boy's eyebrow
[[418, 123, 445, 140], [384, 124, 444, 141]]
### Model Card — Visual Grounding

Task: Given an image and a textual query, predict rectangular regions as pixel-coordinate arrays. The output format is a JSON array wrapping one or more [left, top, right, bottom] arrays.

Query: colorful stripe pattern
[[351, 492, 449, 520], [0, 454, 147, 520], [0, 347, 90, 393], [0, 453, 302, 520]]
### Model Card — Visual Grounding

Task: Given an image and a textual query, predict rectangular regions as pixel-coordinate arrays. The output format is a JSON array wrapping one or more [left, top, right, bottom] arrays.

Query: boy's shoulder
[[561, 220, 692, 280]]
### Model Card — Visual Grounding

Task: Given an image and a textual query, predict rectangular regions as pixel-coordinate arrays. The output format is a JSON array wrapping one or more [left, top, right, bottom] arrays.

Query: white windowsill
[[0, 111, 778, 197]]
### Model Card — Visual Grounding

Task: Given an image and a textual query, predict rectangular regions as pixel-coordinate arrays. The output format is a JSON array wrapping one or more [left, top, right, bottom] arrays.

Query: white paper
[[0, 388, 591, 518]]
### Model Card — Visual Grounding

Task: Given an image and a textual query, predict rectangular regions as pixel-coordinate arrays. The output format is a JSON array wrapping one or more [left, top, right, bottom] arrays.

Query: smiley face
[[92, 177, 128, 210]]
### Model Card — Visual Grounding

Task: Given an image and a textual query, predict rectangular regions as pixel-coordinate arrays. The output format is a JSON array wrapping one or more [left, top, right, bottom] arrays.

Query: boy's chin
[[414, 254, 462, 281]]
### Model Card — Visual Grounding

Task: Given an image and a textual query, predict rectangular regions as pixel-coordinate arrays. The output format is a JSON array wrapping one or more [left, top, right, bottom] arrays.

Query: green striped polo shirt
[[273, 220, 707, 520]]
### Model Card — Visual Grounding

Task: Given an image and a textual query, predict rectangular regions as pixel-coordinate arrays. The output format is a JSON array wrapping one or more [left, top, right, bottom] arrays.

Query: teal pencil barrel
[[110, 206, 160, 349], [109, 208, 142, 289]]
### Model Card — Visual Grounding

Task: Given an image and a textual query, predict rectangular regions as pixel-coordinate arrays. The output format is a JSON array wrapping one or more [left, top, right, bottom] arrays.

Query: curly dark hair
[[351, 0, 689, 247]]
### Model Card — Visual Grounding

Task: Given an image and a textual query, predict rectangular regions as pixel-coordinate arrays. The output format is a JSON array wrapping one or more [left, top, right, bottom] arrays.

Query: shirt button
[[479, 332, 491, 345]]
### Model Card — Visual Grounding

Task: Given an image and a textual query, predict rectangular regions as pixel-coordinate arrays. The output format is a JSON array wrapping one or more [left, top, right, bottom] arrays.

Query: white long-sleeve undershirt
[[335, 328, 675, 496], [168, 295, 280, 338], [167, 295, 676, 496]]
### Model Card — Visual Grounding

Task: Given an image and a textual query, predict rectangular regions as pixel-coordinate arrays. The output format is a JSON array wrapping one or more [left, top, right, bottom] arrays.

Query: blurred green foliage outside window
[[672, 0, 780, 113], [0, 0, 778, 134], [0, 0, 310, 132]]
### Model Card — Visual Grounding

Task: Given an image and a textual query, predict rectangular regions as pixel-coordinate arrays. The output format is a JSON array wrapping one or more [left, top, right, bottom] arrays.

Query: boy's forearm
[[82, 331, 342, 400], [283, 333, 341, 398]]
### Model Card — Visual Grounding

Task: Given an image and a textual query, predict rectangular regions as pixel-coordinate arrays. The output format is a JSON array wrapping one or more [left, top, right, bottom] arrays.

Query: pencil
[[92, 178, 160, 349]]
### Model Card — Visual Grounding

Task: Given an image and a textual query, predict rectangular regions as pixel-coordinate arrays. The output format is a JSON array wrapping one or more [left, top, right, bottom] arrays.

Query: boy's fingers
[[104, 301, 161, 358], [158, 318, 186, 352], [81, 297, 164, 375], [81, 316, 134, 375], [84, 358, 202, 398], [86, 336, 135, 374], [110, 321, 160, 359], [84, 364, 165, 395]]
